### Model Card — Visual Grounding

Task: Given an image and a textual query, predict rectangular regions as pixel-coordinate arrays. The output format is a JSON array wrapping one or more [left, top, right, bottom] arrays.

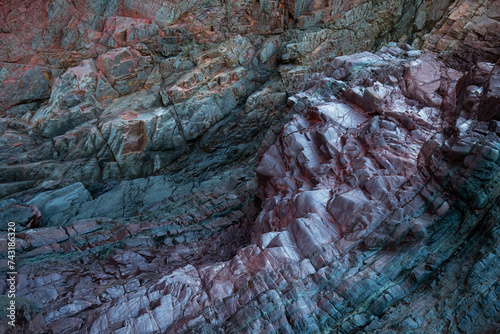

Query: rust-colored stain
[[122, 121, 147, 154]]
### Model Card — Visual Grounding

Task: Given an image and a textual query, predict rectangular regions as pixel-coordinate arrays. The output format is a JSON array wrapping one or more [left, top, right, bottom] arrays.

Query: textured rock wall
[[6, 44, 500, 334], [0, 0, 454, 195], [1, 0, 500, 333], [425, 0, 500, 67]]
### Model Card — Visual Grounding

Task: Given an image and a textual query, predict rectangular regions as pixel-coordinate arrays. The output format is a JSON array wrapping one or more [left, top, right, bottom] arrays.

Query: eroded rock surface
[[425, 0, 500, 68], [1, 46, 499, 333], [1, 0, 500, 333], [0, 0, 458, 193]]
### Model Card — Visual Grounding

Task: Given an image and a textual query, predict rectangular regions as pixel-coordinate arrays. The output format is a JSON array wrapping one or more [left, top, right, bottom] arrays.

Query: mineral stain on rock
[[122, 121, 148, 155], [0, 0, 500, 333]]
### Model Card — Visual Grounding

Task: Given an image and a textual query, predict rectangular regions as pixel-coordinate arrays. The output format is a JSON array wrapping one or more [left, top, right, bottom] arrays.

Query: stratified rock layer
[[0, 0, 500, 333], [0, 0, 459, 195], [425, 0, 500, 67], [2, 44, 500, 333]]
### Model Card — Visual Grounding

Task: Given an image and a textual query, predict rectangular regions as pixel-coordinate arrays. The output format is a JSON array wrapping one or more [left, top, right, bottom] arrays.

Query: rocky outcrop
[[3, 43, 500, 333], [425, 0, 500, 68], [0, 0, 457, 196], [1, 0, 500, 333]]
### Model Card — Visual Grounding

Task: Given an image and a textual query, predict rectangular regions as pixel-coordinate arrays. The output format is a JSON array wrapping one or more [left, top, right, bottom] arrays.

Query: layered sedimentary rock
[[0, 0, 457, 195], [5, 44, 500, 334], [1, 0, 500, 333], [425, 0, 500, 67]]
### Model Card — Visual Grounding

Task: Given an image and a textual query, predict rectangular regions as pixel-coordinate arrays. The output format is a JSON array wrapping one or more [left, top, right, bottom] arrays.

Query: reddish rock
[[0, 0, 499, 333]]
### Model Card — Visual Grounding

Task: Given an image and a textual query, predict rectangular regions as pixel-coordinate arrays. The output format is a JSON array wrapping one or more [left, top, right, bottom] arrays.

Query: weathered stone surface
[[0, 0, 499, 333], [2, 43, 498, 333], [425, 0, 500, 67], [0, 200, 40, 231], [478, 62, 500, 121], [0, 64, 61, 115], [0, 0, 464, 196], [27, 183, 92, 227]]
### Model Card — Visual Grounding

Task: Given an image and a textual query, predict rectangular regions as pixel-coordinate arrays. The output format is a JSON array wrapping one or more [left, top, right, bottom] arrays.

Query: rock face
[[425, 0, 500, 68], [0, 0, 459, 193], [0, 0, 500, 333]]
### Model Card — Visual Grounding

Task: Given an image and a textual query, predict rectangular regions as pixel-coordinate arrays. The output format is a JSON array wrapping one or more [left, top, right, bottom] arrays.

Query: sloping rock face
[[6, 45, 500, 334], [0, 0, 455, 194], [425, 0, 500, 68], [1, 0, 500, 333]]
